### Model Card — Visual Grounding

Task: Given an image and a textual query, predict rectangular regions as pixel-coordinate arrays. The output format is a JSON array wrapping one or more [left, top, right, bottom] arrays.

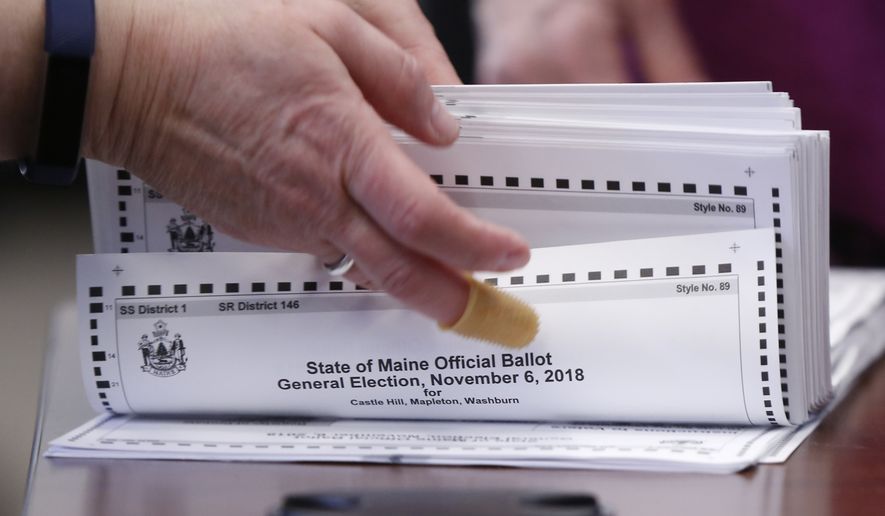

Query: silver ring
[[323, 254, 355, 276]]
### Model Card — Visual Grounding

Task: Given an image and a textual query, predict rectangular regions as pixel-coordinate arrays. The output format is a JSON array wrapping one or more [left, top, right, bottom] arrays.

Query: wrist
[[81, 0, 136, 164], [82, 0, 201, 173], [0, 0, 136, 166]]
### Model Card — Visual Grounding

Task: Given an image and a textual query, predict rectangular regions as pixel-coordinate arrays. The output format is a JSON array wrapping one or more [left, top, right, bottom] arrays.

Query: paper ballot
[[48, 268, 885, 473], [74, 229, 779, 424], [48, 82, 851, 473], [84, 83, 831, 424]]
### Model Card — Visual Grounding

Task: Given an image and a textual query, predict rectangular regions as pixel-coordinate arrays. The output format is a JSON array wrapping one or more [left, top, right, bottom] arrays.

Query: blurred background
[[2, 0, 883, 514], [0, 165, 91, 515]]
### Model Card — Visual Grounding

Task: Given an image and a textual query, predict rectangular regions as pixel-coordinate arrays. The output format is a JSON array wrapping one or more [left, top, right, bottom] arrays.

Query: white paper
[[85, 99, 829, 421], [60, 82, 839, 472], [45, 414, 792, 474], [87, 137, 793, 254], [75, 229, 781, 425], [47, 268, 885, 473]]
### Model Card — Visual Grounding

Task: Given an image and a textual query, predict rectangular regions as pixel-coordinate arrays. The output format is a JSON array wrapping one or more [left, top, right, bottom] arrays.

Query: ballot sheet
[[59, 82, 841, 472], [47, 269, 885, 473], [46, 415, 798, 474], [87, 129, 829, 420], [85, 94, 830, 423], [72, 229, 781, 425]]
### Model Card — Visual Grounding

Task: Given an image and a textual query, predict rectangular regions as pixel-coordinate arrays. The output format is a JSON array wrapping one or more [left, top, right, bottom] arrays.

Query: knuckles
[[390, 53, 428, 102], [296, 0, 357, 45]]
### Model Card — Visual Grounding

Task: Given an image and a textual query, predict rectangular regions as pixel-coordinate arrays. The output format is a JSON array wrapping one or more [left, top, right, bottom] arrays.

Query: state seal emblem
[[138, 320, 187, 377], [166, 210, 215, 252]]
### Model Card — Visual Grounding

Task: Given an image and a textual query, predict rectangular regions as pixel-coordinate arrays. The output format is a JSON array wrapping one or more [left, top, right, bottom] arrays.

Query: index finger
[[344, 120, 530, 273]]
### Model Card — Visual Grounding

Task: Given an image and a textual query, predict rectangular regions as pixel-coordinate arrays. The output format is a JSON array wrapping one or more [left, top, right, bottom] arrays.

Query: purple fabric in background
[[680, 0, 885, 250]]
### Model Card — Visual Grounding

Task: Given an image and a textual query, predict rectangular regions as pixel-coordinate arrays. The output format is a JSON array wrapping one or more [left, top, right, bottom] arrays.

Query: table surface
[[23, 305, 885, 516]]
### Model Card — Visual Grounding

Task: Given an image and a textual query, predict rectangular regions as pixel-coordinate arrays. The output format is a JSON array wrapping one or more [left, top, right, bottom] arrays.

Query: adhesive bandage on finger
[[440, 276, 540, 348]]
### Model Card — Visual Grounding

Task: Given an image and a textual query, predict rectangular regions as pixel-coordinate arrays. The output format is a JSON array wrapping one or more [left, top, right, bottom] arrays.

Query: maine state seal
[[166, 210, 215, 252], [138, 320, 187, 377]]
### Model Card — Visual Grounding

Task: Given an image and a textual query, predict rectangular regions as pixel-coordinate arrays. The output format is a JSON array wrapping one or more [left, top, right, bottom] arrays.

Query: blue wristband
[[19, 0, 96, 186]]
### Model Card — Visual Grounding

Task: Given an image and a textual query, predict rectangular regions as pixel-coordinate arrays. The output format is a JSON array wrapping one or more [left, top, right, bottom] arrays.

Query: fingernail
[[431, 101, 460, 142]]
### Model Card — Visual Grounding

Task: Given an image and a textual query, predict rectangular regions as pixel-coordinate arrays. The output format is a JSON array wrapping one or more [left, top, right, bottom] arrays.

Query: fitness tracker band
[[19, 0, 96, 186]]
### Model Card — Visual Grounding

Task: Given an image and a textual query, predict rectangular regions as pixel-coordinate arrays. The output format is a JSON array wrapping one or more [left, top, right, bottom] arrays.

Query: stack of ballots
[[45, 82, 872, 473]]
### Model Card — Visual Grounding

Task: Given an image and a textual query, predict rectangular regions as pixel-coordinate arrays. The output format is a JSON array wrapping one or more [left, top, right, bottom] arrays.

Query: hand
[[82, 0, 530, 324], [473, 0, 707, 84]]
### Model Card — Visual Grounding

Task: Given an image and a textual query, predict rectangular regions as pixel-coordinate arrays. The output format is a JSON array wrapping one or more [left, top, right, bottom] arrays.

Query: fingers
[[342, 117, 530, 273], [310, 1, 460, 145], [310, 5, 529, 268], [621, 0, 708, 82], [336, 210, 471, 325], [342, 0, 462, 84]]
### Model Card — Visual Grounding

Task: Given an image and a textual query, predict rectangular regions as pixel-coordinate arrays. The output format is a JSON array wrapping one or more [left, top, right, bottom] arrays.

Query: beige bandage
[[440, 276, 539, 348]]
